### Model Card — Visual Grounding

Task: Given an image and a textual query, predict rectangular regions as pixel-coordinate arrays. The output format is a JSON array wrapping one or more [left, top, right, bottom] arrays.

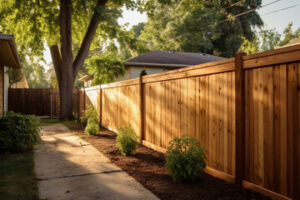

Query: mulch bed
[[69, 124, 270, 200]]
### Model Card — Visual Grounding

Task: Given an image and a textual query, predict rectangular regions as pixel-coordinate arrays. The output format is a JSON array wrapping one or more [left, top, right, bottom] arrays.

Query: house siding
[[115, 66, 170, 82], [130, 66, 169, 78], [0, 66, 3, 115], [115, 67, 132, 82]]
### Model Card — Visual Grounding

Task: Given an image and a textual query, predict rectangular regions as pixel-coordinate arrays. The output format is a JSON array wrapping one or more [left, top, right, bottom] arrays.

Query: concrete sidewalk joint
[[37, 169, 123, 181], [34, 124, 159, 200]]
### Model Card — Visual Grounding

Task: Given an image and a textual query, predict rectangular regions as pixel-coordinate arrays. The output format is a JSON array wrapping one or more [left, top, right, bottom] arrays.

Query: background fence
[[8, 45, 300, 200], [8, 88, 80, 117]]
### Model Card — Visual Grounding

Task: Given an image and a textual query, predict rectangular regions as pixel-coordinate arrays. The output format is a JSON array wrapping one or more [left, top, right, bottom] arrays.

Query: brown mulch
[[68, 124, 270, 200]]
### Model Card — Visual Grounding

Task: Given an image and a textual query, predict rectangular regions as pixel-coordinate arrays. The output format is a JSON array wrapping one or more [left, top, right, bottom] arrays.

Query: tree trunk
[[60, 76, 74, 119], [54, 0, 107, 119], [60, 0, 73, 119]]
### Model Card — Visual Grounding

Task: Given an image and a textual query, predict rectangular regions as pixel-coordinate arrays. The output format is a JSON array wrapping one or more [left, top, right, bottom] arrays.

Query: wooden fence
[[80, 45, 300, 200], [7, 44, 300, 200], [8, 88, 80, 117]]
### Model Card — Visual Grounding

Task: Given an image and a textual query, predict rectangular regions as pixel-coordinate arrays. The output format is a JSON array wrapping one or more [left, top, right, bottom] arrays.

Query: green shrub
[[81, 105, 99, 125], [0, 111, 40, 152], [84, 120, 99, 135], [165, 135, 206, 182], [116, 126, 138, 156]]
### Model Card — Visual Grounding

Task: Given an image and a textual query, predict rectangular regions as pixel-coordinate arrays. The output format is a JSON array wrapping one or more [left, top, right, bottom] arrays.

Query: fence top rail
[[101, 78, 139, 89], [82, 85, 101, 91], [142, 58, 235, 83], [243, 43, 300, 69]]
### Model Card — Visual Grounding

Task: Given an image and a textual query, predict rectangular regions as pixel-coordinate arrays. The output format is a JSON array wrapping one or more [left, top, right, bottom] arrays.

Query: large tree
[[138, 0, 264, 57], [241, 23, 300, 54], [0, 0, 136, 119]]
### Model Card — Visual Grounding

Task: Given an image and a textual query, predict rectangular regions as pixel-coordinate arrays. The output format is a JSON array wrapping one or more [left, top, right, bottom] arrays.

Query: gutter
[[125, 62, 190, 68]]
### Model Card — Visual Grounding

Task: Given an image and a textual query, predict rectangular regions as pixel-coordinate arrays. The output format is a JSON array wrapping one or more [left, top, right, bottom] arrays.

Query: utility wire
[[215, 0, 281, 25], [261, 3, 300, 16]]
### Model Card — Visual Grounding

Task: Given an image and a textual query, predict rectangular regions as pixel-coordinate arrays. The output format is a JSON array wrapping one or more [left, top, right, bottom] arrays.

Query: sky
[[43, 0, 300, 66]]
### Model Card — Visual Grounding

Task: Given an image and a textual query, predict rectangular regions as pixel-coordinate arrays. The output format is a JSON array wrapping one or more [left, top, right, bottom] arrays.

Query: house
[[78, 51, 224, 86], [0, 34, 27, 115], [78, 74, 93, 87], [115, 50, 224, 81]]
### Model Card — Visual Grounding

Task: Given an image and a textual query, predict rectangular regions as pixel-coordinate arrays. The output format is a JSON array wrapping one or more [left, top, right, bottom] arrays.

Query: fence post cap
[[235, 50, 246, 56]]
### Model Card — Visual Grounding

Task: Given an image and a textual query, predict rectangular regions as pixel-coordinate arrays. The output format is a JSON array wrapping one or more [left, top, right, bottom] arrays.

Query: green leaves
[[165, 135, 206, 182], [83, 105, 100, 135], [139, 0, 263, 57], [0, 112, 41, 152], [86, 48, 125, 85], [116, 126, 138, 156]]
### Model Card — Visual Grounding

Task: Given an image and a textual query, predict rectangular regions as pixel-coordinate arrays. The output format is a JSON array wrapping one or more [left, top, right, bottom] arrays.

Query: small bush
[[84, 120, 99, 135], [116, 126, 138, 156], [81, 105, 98, 125], [165, 135, 206, 182], [82, 105, 99, 135], [0, 111, 40, 152]]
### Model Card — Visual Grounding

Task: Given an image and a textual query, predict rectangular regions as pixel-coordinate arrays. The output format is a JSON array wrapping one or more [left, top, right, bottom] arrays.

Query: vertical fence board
[[7, 45, 300, 200]]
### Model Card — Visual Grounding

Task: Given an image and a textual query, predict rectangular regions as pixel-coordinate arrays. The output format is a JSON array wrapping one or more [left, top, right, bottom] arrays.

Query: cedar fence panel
[[6, 44, 300, 200], [81, 44, 299, 200]]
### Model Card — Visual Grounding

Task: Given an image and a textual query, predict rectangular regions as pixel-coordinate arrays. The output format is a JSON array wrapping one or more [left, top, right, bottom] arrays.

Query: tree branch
[[73, 0, 108, 78], [49, 45, 62, 84]]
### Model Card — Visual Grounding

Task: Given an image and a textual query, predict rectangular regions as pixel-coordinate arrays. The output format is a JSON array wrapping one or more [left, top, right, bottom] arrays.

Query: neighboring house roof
[[0, 34, 21, 69], [125, 50, 224, 68], [275, 38, 300, 49], [281, 38, 300, 48], [78, 74, 93, 82]]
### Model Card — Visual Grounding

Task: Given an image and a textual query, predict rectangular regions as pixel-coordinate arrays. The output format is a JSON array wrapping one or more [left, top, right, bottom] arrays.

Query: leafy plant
[[0, 111, 40, 152], [81, 105, 99, 125], [84, 120, 99, 135], [165, 135, 206, 182], [116, 126, 138, 156], [82, 106, 99, 135]]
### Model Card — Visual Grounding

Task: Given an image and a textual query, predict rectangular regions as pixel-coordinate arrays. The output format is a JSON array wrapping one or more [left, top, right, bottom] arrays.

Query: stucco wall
[[115, 67, 131, 82], [130, 66, 169, 78], [115, 66, 170, 82]]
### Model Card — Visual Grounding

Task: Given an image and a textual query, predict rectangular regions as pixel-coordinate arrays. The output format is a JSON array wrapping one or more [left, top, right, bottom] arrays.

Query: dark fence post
[[139, 75, 144, 144], [49, 89, 53, 118], [235, 50, 246, 185]]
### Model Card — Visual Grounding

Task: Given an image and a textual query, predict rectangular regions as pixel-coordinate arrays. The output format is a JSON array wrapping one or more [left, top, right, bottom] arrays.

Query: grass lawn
[[0, 151, 39, 200], [39, 117, 78, 127]]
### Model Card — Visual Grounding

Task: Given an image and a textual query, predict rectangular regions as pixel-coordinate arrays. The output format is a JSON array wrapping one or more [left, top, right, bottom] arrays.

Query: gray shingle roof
[[125, 50, 224, 68]]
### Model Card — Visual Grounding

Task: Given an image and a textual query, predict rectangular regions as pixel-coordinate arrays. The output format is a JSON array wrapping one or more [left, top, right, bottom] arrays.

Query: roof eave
[[125, 62, 190, 68], [0, 34, 22, 69]]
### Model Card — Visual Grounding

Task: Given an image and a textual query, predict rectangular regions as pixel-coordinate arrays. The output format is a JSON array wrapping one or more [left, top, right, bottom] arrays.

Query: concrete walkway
[[34, 124, 159, 200]]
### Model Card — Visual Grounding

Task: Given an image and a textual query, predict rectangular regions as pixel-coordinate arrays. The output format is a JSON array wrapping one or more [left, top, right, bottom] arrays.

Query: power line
[[225, 0, 244, 9], [261, 3, 300, 16], [215, 0, 281, 25], [203, 0, 245, 18]]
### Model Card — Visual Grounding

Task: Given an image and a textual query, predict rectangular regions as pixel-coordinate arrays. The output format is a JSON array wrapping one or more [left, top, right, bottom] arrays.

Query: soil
[[68, 124, 270, 200]]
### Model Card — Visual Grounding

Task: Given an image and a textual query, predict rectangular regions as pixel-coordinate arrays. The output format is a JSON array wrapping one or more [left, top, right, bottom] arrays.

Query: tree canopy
[[137, 0, 264, 57], [0, 0, 136, 87], [241, 23, 300, 54]]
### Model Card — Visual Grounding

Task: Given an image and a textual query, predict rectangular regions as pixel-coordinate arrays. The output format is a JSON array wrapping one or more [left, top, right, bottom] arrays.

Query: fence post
[[139, 75, 144, 144], [49, 89, 53, 118], [99, 86, 103, 126], [77, 88, 80, 122], [83, 88, 86, 111], [235, 50, 246, 185]]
